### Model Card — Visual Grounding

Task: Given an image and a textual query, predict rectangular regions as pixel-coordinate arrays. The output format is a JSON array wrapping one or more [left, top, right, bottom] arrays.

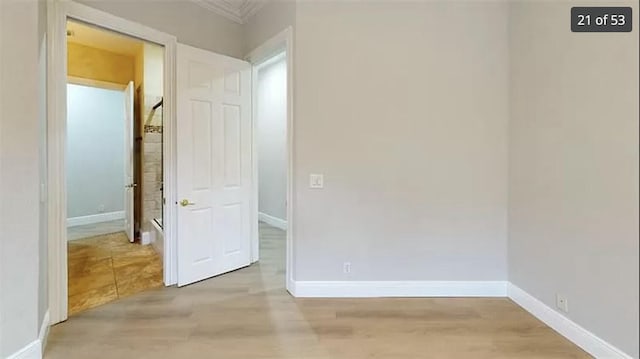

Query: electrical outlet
[[556, 294, 569, 313], [343, 262, 351, 274]]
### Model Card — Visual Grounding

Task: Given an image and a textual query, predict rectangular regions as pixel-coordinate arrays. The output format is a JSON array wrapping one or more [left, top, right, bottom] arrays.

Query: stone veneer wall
[[142, 94, 163, 225]]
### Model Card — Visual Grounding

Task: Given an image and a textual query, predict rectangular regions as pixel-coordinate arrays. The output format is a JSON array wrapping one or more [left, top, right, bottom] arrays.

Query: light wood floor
[[48, 223, 590, 358], [67, 231, 163, 315]]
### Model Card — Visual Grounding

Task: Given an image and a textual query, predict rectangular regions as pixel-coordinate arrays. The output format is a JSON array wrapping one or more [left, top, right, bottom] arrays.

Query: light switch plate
[[309, 174, 324, 189]]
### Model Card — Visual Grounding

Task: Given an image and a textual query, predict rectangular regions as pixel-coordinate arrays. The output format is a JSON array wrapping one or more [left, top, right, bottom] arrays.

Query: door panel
[[191, 101, 213, 189], [220, 203, 243, 255], [124, 81, 135, 242], [177, 44, 252, 286], [223, 105, 242, 186]]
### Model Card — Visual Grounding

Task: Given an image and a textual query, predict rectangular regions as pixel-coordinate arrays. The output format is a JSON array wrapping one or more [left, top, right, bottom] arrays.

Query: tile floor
[[67, 230, 163, 315]]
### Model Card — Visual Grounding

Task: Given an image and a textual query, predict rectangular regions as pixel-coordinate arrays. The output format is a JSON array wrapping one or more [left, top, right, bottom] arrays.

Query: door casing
[[246, 27, 295, 295], [47, 0, 178, 324]]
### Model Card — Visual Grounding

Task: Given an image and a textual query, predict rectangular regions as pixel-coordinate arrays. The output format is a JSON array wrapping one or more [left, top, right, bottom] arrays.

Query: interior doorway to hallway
[[253, 51, 288, 284], [247, 27, 295, 293]]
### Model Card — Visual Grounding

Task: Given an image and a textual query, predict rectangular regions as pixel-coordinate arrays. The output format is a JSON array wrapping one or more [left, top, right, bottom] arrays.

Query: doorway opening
[[247, 27, 294, 293], [65, 19, 165, 315], [253, 51, 288, 285]]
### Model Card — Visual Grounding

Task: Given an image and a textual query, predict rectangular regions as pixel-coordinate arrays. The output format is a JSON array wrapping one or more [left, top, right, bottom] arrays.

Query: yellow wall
[[67, 42, 135, 85]]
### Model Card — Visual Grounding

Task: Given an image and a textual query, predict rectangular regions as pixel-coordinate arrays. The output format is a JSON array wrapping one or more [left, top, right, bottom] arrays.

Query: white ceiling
[[66, 20, 143, 57], [191, 0, 266, 24]]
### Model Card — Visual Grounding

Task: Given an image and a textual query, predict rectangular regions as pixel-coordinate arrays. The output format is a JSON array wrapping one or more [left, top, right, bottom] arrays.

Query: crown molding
[[239, 0, 266, 23], [191, 0, 266, 24]]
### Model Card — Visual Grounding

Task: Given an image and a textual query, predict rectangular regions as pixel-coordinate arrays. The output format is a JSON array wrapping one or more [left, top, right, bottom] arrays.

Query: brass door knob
[[125, 183, 137, 189], [180, 199, 195, 207]]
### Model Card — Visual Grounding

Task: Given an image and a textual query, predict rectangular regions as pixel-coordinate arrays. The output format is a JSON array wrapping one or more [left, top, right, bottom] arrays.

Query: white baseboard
[[291, 280, 508, 298], [66, 210, 124, 227], [286, 276, 296, 297], [507, 284, 632, 359], [6, 340, 40, 359], [149, 219, 164, 262], [38, 310, 50, 357], [258, 212, 287, 230], [140, 230, 152, 246], [7, 310, 49, 359]]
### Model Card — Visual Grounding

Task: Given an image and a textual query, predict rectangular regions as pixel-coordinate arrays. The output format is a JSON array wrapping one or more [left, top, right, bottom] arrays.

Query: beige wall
[[292, 1, 509, 281], [508, 1, 639, 357], [0, 0, 44, 356], [68, 42, 135, 85], [142, 43, 164, 225], [143, 43, 163, 101], [78, 0, 244, 58]]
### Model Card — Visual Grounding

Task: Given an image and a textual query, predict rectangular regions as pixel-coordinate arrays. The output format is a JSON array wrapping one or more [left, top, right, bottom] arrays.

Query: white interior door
[[124, 81, 135, 242], [176, 44, 252, 286]]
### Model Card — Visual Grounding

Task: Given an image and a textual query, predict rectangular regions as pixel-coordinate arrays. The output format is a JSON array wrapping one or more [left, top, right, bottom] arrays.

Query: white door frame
[[47, 0, 178, 324], [246, 27, 295, 294]]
